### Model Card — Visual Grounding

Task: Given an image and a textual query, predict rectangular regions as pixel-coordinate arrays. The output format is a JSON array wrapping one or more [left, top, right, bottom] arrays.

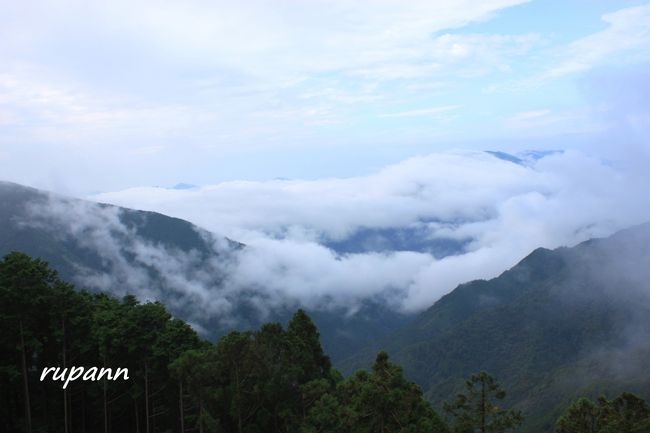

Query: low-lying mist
[[94, 150, 650, 305], [17, 149, 650, 329]]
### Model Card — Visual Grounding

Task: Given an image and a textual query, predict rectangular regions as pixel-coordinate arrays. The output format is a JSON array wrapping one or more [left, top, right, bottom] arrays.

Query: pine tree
[[287, 309, 332, 383], [0, 252, 60, 433], [556, 393, 650, 433], [444, 371, 522, 433], [156, 318, 201, 433], [337, 351, 449, 433]]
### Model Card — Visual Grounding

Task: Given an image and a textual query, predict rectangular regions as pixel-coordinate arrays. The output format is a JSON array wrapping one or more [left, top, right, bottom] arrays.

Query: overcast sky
[[1, 0, 649, 195]]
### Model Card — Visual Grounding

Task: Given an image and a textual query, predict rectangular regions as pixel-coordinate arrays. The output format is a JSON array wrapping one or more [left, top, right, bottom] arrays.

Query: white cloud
[[0, 0, 537, 158], [116, 0, 531, 78], [508, 109, 551, 122], [543, 4, 650, 79], [92, 150, 650, 313], [1, 0, 530, 81], [0, 67, 208, 147], [381, 105, 462, 118], [94, 151, 538, 240], [24, 195, 243, 326], [503, 107, 605, 133], [4, 0, 647, 196]]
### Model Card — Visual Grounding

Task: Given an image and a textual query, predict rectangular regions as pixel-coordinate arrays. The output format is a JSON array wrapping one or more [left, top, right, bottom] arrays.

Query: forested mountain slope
[[0, 181, 412, 362], [0, 181, 236, 284], [342, 222, 650, 432]]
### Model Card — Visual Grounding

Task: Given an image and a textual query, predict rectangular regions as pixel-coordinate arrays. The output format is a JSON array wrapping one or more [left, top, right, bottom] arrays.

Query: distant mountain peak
[[342, 222, 650, 432], [485, 149, 563, 166], [171, 183, 197, 190], [485, 151, 524, 164]]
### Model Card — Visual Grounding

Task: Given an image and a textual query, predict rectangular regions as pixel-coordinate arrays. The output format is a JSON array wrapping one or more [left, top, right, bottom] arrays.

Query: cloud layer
[[91, 150, 650, 313], [23, 195, 241, 330]]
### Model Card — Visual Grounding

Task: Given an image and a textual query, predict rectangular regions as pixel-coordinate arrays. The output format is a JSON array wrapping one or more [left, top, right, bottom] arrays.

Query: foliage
[[0, 251, 447, 433], [556, 392, 650, 433], [343, 225, 650, 432], [0, 251, 202, 433], [3, 250, 647, 433], [444, 371, 522, 433], [334, 351, 449, 433]]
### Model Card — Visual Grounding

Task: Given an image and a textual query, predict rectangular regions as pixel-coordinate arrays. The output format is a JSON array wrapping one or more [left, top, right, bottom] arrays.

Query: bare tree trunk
[[179, 380, 185, 433], [103, 360, 108, 433], [481, 381, 486, 433], [19, 320, 33, 433], [199, 397, 204, 433], [82, 388, 87, 433], [134, 398, 140, 433], [145, 361, 150, 433], [236, 366, 242, 433], [62, 318, 69, 433]]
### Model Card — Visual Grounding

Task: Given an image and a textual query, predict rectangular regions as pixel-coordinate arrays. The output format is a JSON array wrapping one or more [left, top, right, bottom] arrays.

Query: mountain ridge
[[339, 222, 650, 432], [4, 180, 649, 432], [0, 180, 414, 363]]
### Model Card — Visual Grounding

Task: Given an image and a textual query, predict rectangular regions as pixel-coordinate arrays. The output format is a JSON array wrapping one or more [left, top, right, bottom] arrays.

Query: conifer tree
[[556, 393, 650, 433], [0, 252, 59, 433], [287, 309, 332, 382], [444, 371, 522, 433], [336, 351, 449, 433]]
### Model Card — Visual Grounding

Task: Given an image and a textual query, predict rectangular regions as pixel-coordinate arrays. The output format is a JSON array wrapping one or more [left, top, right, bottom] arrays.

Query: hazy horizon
[[1, 1, 648, 196]]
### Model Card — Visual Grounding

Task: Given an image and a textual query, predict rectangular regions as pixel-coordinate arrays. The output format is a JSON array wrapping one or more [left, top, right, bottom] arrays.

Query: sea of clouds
[[78, 149, 650, 314]]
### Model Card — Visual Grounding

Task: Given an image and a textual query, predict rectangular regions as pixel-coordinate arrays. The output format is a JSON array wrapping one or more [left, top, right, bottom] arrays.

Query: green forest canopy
[[1, 251, 648, 433]]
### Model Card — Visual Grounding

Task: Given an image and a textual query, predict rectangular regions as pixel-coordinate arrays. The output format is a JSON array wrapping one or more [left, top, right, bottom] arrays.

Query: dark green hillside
[[0, 181, 411, 363], [342, 223, 650, 432], [0, 181, 237, 282], [0, 252, 448, 433], [3, 251, 647, 433]]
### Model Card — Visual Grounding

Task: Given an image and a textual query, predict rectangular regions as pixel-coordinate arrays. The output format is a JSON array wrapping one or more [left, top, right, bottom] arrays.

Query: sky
[[1, 0, 649, 194], [2, 1, 650, 316]]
